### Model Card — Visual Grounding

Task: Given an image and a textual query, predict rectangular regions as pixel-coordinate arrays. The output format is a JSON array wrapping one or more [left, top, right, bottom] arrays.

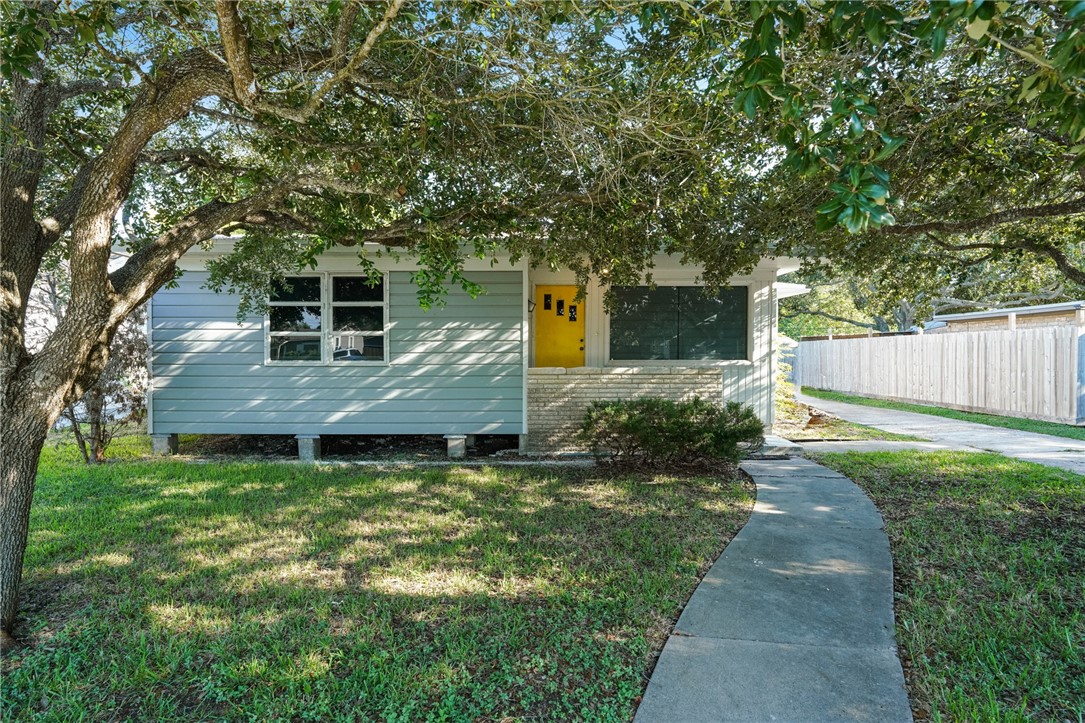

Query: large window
[[267, 275, 387, 364], [609, 285, 748, 361]]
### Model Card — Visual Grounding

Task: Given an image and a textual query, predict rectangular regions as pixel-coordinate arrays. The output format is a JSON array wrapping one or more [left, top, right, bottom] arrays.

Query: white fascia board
[[776, 282, 810, 299], [179, 238, 801, 278], [177, 239, 520, 273]]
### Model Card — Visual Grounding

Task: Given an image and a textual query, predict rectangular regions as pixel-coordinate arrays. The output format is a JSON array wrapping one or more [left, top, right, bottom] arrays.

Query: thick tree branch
[[333, 2, 361, 60], [211, 0, 403, 124], [884, 197, 1085, 237], [55, 77, 129, 101], [140, 147, 250, 173], [214, 0, 258, 106], [780, 308, 874, 329], [1017, 241, 1085, 287], [305, 0, 405, 113], [110, 185, 298, 306], [277, 0, 406, 123], [65, 49, 233, 306], [933, 236, 1085, 287]]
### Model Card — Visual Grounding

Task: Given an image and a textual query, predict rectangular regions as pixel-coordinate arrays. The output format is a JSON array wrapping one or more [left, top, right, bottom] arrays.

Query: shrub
[[579, 397, 764, 466]]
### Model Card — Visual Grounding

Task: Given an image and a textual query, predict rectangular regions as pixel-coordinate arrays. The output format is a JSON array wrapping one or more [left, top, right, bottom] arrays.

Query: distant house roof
[[932, 300, 1085, 322]]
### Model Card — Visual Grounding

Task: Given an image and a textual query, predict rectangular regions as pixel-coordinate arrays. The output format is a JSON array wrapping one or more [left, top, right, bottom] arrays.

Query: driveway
[[796, 393, 1085, 475]]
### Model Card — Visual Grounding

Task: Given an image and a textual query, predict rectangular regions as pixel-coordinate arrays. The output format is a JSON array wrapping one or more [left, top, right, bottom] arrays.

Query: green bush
[[579, 397, 764, 465]]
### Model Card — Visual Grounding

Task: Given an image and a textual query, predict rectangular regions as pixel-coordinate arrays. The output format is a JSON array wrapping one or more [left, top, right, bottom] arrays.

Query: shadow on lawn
[[6, 461, 751, 721]]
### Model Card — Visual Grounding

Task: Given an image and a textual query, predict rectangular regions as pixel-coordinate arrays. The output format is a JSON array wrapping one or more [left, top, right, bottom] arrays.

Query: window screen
[[610, 286, 747, 361]]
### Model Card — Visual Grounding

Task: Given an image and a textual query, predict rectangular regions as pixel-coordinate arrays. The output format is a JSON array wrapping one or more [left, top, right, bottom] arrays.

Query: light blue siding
[[150, 271, 525, 434]]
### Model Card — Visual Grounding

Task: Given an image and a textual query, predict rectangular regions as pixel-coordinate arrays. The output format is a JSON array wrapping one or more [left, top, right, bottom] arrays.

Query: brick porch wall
[[526, 367, 723, 452]]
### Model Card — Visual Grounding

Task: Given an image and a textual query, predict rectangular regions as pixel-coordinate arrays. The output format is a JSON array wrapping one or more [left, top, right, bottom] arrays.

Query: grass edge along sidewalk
[[811, 450, 1084, 723], [802, 387, 1085, 442], [2, 440, 753, 722]]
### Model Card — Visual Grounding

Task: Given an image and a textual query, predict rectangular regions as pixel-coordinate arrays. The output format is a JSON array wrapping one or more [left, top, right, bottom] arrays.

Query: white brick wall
[[526, 367, 723, 452]]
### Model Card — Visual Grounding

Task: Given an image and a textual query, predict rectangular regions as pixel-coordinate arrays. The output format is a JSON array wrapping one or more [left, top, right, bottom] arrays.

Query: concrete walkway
[[797, 392, 1085, 475], [635, 458, 911, 723]]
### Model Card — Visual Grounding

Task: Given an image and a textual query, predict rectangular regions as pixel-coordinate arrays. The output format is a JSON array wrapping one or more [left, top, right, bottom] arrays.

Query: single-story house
[[928, 300, 1085, 333], [147, 241, 802, 457]]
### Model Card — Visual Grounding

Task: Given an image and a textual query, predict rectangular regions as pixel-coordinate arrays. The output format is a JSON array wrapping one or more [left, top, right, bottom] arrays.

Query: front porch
[[526, 366, 750, 453]]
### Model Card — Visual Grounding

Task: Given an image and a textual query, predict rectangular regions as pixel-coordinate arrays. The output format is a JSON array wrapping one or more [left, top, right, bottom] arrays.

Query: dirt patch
[[182, 433, 521, 460]]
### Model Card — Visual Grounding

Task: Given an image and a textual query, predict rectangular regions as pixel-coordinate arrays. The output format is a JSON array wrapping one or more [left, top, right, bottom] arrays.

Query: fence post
[[1076, 308, 1085, 424]]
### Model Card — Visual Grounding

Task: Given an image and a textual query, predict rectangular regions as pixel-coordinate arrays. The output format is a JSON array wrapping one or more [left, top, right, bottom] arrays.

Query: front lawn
[[802, 387, 1085, 442], [811, 451, 1085, 722], [2, 443, 752, 721]]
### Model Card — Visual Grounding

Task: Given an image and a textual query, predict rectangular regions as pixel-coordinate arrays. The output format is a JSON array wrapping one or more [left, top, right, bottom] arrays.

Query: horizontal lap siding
[[151, 271, 524, 434]]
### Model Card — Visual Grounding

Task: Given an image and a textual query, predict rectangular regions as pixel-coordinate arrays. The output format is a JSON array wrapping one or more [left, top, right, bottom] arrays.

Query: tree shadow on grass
[[5, 461, 752, 722]]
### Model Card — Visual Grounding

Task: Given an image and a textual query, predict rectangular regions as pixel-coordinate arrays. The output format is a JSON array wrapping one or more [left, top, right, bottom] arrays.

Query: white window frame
[[264, 272, 389, 366], [605, 282, 753, 365], [328, 274, 389, 365]]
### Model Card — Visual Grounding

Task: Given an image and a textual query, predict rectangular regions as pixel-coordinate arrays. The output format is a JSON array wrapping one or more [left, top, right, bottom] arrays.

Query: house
[[928, 300, 1085, 333], [147, 241, 802, 457]]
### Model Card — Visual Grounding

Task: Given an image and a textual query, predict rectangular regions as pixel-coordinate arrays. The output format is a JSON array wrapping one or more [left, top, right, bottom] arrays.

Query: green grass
[[810, 451, 1085, 722], [802, 387, 1085, 441], [2, 441, 752, 722]]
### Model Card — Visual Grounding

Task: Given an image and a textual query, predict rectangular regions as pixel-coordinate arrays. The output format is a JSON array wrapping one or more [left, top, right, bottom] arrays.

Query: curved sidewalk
[[635, 458, 911, 723]]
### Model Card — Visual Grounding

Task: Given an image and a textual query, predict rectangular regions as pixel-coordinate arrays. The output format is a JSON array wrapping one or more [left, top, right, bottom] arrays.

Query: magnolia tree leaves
[[721, 0, 1085, 234]]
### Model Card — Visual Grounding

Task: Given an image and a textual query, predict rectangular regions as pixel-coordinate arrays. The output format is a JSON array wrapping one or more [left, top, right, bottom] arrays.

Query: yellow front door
[[534, 285, 585, 367]]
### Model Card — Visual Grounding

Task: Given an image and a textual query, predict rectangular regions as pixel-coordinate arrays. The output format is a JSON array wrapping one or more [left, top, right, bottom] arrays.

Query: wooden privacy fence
[[796, 326, 1085, 425]]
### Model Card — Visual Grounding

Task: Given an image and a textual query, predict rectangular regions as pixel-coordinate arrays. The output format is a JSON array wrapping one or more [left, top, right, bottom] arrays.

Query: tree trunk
[[65, 406, 90, 464], [0, 395, 52, 651], [85, 388, 105, 464]]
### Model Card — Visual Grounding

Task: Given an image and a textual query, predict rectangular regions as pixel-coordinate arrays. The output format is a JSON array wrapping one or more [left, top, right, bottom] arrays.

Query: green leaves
[[965, 16, 991, 40], [1, 4, 48, 79], [815, 164, 896, 234], [929, 26, 948, 57], [874, 132, 906, 161]]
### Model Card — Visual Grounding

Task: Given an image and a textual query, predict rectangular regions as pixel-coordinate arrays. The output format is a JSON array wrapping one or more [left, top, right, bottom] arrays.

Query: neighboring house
[[928, 300, 1085, 333], [147, 241, 801, 456]]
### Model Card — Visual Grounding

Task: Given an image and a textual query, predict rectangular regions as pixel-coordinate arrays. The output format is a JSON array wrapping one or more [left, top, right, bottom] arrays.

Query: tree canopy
[[5, 1, 1084, 316]]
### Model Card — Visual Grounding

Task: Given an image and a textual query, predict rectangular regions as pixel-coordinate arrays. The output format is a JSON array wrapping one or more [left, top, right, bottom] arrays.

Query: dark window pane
[[609, 286, 679, 360], [270, 305, 321, 331], [362, 335, 384, 360], [269, 334, 321, 361], [270, 276, 321, 303], [333, 276, 383, 302], [609, 286, 749, 361], [333, 306, 383, 332], [678, 287, 748, 360]]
